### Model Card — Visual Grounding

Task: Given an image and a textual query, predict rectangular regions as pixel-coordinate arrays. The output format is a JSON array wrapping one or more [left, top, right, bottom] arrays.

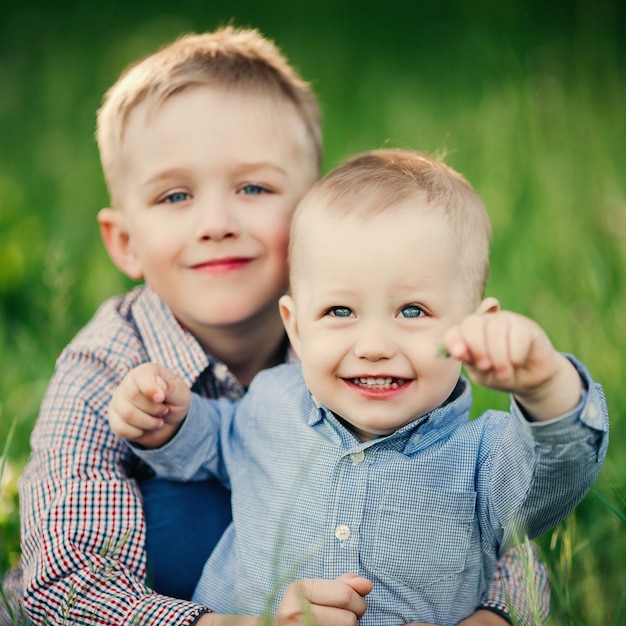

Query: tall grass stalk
[[0, 417, 16, 489]]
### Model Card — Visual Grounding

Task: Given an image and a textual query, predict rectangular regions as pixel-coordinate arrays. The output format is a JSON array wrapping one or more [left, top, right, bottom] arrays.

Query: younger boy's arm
[[108, 362, 192, 448], [444, 309, 582, 420], [109, 362, 235, 485]]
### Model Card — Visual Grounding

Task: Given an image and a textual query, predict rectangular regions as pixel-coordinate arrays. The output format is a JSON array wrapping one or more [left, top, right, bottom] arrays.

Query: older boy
[[110, 149, 608, 626], [17, 26, 547, 626], [18, 26, 319, 626]]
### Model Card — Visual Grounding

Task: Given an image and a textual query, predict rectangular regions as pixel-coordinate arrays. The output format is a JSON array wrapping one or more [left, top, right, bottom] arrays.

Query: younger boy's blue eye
[[399, 305, 425, 318], [327, 306, 354, 318], [163, 191, 191, 204], [239, 184, 268, 195]]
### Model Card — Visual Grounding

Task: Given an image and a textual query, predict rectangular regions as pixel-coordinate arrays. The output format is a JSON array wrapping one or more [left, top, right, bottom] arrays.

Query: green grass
[[1, 1, 625, 623]]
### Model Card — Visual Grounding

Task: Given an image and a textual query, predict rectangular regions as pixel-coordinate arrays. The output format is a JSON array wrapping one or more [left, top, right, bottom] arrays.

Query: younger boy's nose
[[353, 328, 395, 362]]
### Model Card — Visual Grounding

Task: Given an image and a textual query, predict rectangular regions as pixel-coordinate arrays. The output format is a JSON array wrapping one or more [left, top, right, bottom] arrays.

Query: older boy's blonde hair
[[290, 149, 492, 302], [96, 26, 321, 205]]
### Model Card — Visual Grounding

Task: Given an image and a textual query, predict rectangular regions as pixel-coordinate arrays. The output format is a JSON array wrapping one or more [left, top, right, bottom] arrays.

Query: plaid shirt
[[136, 362, 607, 625], [18, 285, 553, 625]]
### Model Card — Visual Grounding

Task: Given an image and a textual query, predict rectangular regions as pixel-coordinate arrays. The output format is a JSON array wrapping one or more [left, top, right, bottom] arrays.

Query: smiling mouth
[[350, 377, 408, 389], [193, 257, 252, 271]]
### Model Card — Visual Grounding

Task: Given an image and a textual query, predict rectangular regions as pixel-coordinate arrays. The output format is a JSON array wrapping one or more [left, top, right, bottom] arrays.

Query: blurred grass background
[[1, 0, 624, 623]]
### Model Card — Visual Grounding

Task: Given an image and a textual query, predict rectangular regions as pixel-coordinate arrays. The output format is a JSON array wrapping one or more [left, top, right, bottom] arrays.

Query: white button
[[213, 363, 229, 381], [350, 450, 365, 464], [588, 405, 598, 419], [335, 524, 351, 541]]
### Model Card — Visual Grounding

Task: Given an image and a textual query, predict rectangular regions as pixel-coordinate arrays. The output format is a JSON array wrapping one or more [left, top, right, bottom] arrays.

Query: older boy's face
[[114, 86, 317, 343], [281, 203, 476, 442]]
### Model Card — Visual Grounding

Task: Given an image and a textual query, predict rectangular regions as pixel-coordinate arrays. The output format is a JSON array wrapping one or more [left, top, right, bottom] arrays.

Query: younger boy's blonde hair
[[96, 26, 321, 205], [289, 149, 492, 303]]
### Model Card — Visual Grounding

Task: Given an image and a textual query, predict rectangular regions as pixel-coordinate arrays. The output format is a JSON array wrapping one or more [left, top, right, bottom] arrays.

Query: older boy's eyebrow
[[140, 168, 190, 188], [232, 161, 288, 177], [141, 163, 288, 188]]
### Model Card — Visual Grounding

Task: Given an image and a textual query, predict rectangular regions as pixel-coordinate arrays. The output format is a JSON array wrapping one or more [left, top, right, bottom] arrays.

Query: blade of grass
[[0, 417, 17, 487], [593, 488, 626, 524]]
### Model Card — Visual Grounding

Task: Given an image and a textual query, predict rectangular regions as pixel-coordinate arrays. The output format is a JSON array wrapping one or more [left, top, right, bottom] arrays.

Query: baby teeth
[[352, 377, 405, 389]]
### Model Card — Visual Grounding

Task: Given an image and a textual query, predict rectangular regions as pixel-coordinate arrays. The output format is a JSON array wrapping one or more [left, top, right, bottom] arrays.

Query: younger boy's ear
[[278, 294, 302, 358], [477, 297, 500, 314], [97, 208, 144, 280]]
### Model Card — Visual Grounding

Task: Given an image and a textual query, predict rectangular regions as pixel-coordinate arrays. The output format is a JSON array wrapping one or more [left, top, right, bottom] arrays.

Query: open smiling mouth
[[350, 377, 408, 390]]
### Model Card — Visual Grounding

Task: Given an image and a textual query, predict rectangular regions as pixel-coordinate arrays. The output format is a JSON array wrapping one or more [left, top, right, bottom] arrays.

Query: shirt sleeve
[[479, 356, 608, 625], [18, 352, 210, 626], [491, 356, 608, 549], [132, 393, 235, 487]]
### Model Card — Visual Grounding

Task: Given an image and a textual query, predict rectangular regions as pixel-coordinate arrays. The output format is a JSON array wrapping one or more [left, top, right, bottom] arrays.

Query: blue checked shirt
[[17, 284, 552, 625], [137, 360, 608, 626]]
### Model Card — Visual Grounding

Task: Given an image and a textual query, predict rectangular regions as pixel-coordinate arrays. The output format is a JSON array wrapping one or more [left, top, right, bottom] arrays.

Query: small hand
[[108, 362, 191, 447], [276, 573, 372, 625], [444, 308, 582, 420], [444, 310, 556, 390]]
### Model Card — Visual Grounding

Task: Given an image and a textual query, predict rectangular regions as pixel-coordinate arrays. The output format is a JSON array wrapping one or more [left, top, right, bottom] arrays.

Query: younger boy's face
[[105, 86, 317, 343], [280, 202, 478, 442]]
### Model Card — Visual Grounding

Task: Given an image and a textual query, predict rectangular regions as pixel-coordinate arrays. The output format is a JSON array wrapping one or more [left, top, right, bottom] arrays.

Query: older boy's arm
[[473, 542, 551, 626], [19, 354, 211, 626]]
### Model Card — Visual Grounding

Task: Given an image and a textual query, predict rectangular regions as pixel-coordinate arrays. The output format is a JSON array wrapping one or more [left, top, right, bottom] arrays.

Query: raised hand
[[108, 362, 191, 447], [444, 308, 582, 421]]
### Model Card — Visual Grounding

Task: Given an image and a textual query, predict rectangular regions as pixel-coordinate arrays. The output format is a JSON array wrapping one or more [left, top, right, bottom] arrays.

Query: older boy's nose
[[197, 200, 239, 240]]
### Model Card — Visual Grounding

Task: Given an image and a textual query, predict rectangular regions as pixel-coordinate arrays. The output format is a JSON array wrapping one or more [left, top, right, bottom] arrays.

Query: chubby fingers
[[336, 573, 373, 599], [277, 575, 371, 625], [444, 311, 534, 382], [108, 364, 172, 440], [124, 362, 172, 409]]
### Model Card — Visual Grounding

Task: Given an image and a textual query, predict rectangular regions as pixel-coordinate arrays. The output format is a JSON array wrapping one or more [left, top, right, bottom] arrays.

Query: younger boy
[[110, 149, 608, 626]]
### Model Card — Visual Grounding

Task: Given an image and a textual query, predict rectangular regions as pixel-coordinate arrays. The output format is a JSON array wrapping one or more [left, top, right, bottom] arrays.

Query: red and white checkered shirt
[[17, 285, 549, 625]]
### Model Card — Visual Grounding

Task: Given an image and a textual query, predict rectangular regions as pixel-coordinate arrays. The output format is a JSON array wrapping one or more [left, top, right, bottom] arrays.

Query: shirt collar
[[132, 286, 212, 388], [308, 377, 472, 454], [132, 285, 296, 393]]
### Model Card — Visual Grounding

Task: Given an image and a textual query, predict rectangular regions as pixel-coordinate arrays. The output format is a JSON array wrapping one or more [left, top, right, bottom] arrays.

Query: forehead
[[133, 85, 304, 143], [295, 203, 457, 276], [112, 86, 317, 197], [296, 207, 474, 308]]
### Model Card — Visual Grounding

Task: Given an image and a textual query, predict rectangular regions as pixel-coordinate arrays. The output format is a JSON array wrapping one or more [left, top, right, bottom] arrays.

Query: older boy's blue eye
[[399, 305, 424, 318], [239, 184, 267, 195], [328, 306, 353, 317], [163, 191, 190, 204]]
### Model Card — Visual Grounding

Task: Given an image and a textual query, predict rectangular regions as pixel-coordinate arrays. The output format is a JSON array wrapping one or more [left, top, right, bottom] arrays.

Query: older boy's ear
[[477, 297, 500, 314], [97, 208, 144, 280], [278, 295, 302, 357]]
